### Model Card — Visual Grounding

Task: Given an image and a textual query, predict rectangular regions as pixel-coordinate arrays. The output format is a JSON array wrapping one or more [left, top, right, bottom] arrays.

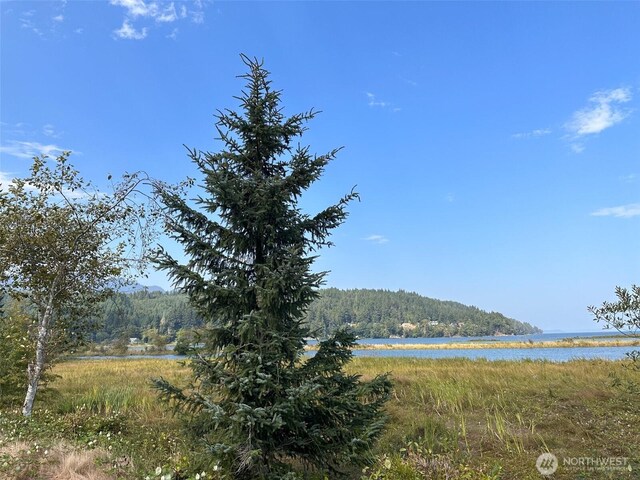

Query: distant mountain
[[118, 283, 165, 294]]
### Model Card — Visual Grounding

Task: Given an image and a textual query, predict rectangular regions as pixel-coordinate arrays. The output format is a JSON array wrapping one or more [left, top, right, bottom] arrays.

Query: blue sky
[[1, 1, 639, 332]]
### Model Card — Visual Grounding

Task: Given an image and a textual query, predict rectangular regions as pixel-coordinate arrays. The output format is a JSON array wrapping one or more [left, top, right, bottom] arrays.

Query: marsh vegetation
[[0, 357, 637, 479]]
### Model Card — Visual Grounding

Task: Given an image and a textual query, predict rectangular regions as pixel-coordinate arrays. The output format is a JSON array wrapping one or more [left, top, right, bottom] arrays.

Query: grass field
[[1, 357, 638, 479]]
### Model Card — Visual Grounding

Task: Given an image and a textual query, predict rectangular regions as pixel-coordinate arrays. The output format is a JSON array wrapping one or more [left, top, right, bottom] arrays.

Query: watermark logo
[[535, 453, 632, 475], [536, 453, 558, 475]]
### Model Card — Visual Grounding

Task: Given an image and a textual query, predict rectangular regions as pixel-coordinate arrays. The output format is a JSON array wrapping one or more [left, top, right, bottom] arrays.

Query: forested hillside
[[306, 288, 540, 338], [89, 288, 540, 342], [92, 291, 199, 343]]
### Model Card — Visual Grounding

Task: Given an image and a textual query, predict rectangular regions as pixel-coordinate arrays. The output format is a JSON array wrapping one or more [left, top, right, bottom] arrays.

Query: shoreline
[[305, 338, 640, 351], [73, 335, 640, 357]]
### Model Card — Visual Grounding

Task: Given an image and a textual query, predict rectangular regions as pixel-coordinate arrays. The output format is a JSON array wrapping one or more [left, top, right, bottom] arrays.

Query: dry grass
[[350, 357, 640, 479], [0, 440, 31, 459], [46, 445, 112, 480], [0, 441, 113, 480], [53, 358, 190, 417], [2, 356, 637, 479]]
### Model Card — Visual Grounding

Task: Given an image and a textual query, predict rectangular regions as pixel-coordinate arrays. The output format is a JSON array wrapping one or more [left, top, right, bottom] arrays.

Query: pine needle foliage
[[152, 56, 392, 479]]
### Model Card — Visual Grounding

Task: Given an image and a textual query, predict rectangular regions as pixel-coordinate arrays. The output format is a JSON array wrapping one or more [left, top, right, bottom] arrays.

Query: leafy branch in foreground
[[589, 285, 640, 390], [589, 285, 640, 334]]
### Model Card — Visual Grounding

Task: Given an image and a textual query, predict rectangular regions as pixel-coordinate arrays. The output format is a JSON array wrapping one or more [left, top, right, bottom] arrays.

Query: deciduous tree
[[0, 153, 163, 415]]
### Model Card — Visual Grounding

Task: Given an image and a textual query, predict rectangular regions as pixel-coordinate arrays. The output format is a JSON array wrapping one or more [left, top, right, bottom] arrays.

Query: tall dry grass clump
[[46, 444, 112, 480], [0, 441, 113, 480]]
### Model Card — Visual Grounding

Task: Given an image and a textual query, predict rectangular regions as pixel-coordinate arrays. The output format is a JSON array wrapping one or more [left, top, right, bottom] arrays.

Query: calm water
[[352, 331, 635, 361], [76, 332, 636, 362], [351, 345, 632, 361], [355, 331, 628, 345]]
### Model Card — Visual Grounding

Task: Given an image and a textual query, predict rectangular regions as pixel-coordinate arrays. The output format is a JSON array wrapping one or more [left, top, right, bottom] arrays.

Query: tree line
[[306, 288, 541, 338], [86, 287, 541, 343]]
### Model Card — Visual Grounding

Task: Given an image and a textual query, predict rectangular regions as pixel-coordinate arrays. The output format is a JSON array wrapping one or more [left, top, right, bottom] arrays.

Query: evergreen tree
[[152, 56, 391, 479]]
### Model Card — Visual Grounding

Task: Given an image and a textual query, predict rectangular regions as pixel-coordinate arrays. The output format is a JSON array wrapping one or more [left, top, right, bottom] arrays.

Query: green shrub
[[0, 308, 32, 406]]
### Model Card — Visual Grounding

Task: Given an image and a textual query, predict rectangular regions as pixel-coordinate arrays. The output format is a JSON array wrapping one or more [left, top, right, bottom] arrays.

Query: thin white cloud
[[0, 141, 67, 159], [16, 2, 69, 38], [620, 174, 637, 183], [111, 0, 155, 17], [13, 0, 68, 40], [113, 19, 148, 40], [512, 128, 552, 139], [566, 87, 632, 137], [402, 77, 418, 87], [20, 10, 42, 36], [445, 193, 455, 203], [1, 121, 30, 137], [166, 27, 178, 40], [366, 92, 390, 108], [570, 143, 585, 154], [591, 203, 640, 218], [42, 124, 62, 138], [365, 234, 389, 245], [110, 0, 205, 37], [156, 3, 178, 22], [190, 9, 204, 24]]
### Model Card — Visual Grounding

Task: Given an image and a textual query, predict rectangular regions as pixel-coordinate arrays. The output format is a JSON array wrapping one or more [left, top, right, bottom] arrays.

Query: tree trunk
[[22, 296, 54, 416]]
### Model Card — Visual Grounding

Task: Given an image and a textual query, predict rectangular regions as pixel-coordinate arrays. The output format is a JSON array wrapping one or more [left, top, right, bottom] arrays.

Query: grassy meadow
[[1, 357, 638, 479], [327, 337, 640, 350]]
